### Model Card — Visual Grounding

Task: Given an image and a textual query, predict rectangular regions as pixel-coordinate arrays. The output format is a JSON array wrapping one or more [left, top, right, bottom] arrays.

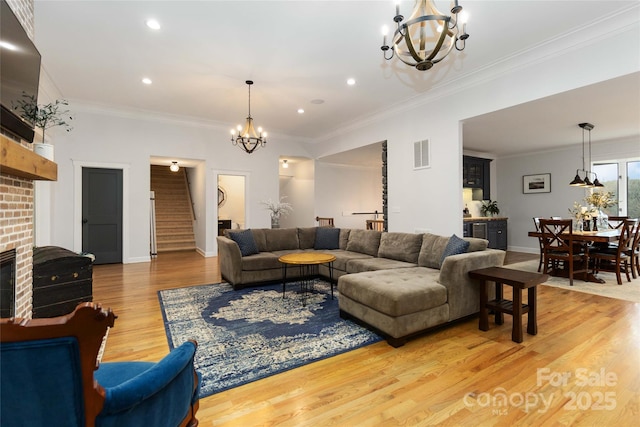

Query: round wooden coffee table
[[278, 253, 336, 305]]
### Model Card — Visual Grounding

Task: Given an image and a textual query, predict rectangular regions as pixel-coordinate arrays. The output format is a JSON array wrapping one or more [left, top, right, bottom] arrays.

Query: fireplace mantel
[[1, 134, 57, 181]]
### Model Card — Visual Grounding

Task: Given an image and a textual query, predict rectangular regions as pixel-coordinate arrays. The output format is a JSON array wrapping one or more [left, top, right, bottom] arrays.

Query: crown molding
[[312, 3, 640, 145]]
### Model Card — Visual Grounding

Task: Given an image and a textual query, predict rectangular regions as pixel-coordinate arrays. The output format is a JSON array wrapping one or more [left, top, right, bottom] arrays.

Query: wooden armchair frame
[[1, 303, 116, 425], [1, 303, 199, 427]]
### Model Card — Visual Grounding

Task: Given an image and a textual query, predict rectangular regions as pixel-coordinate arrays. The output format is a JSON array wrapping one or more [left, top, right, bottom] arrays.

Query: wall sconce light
[[170, 161, 179, 172], [282, 159, 288, 169]]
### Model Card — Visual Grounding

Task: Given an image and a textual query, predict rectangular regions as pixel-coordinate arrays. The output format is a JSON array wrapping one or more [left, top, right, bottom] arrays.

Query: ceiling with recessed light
[[33, 1, 640, 157]]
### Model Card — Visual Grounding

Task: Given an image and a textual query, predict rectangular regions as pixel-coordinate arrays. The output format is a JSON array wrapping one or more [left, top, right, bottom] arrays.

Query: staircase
[[150, 165, 196, 252]]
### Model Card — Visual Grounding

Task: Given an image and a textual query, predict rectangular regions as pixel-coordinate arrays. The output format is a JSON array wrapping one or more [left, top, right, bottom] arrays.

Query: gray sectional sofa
[[216, 227, 505, 346]]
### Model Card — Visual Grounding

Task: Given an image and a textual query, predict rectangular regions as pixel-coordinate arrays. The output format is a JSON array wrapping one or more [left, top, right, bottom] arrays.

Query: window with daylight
[[593, 159, 640, 218]]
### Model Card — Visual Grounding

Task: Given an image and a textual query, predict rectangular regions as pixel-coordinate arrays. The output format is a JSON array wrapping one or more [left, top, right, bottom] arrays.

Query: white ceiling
[[33, 1, 640, 160]]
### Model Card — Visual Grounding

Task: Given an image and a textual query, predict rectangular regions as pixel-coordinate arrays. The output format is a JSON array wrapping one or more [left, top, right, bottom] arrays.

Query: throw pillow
[[314, 227, 341, 250], [228, 229, 259, 257], [440, 234, 470, 266]]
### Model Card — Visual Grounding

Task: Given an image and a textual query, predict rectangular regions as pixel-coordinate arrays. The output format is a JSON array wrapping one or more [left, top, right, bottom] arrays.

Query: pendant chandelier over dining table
[[230, 80, 267, 154], [569, 122, 604, 188], [380, 0, 469, 71]]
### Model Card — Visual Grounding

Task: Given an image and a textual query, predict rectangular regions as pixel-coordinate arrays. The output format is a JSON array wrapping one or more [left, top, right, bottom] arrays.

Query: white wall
[[42, 18, 639, 260], [49, 108, 311, 262], [501, 138, 640, 253], [279, 159, 315, 229], [310, 21, 639, 237], [314, 162, 382, 229], [185, 164, 207, 255]]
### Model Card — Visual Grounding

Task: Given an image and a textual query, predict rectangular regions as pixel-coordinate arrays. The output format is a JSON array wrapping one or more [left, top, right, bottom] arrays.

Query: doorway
[[217, 174, 246, 234], [82, 167, 123, 264]]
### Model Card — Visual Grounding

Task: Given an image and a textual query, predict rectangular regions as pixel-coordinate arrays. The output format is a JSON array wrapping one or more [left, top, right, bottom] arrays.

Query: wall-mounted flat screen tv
[[1, 0, 41, 143]]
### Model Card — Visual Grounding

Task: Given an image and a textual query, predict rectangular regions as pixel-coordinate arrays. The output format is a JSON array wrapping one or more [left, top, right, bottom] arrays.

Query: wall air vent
[[413, 139, 430, 169]]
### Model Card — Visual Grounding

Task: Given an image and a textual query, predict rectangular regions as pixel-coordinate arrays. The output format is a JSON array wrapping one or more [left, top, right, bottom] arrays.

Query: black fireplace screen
[[0, 249, 16, 318]]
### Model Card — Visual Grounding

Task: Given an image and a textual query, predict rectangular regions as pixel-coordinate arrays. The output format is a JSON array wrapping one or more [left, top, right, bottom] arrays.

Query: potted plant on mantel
[[13, 93, 73, 160], [480, 199, 500, 217]]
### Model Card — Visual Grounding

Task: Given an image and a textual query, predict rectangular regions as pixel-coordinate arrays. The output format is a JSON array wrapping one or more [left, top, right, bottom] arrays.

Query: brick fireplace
[[0, 174, 34, 318], [0, 0, 48, 319], [1, 137, 57, 320]]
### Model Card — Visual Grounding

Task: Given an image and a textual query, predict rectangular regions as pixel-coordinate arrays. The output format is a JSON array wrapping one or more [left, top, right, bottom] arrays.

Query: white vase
[[34, 143, 54, 161]]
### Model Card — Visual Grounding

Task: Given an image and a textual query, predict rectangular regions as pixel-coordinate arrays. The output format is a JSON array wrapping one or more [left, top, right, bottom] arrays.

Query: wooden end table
[[469, 267, 549, 343], [278, 253, 336, 306]]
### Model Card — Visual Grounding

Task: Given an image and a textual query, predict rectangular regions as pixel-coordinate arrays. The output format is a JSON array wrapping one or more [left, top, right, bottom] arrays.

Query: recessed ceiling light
[[297, 108, 304, 114], [146, 19, 161, 30], [142, 77, 152, 85], [347, 78, 356, 86]]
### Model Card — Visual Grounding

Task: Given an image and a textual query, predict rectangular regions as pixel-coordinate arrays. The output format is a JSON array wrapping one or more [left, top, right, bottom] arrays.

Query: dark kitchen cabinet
[[462, 222, 472, 237], [463, 156, 491, 200], [463, 218, 507, 251], [487, 220, 508, 250]]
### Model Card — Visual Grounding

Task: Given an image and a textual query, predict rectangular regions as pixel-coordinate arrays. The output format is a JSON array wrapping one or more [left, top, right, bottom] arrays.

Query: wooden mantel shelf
[[0, 134, 57, 181]]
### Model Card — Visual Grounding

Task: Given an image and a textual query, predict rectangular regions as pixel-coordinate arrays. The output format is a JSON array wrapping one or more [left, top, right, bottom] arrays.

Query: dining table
[[528, 228, 620, 283]]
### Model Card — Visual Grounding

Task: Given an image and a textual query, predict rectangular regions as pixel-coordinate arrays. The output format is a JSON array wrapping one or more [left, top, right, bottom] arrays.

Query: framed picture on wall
[[523, 173, 551, 194]]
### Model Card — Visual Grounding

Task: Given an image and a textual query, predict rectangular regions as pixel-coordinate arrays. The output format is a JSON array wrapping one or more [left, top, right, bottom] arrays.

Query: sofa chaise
[[216, 227, 505, 346]]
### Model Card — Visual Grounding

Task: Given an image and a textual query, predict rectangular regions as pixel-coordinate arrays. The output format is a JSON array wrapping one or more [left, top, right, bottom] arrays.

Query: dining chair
[[590, 219, 637, 285], [366, 219, 384, 231], [607, 216, 628, 229], [315, 216, 334, 227], [533, 217, 544, 272], [624, 220, 640, 279], [539, 218, 588, 286]]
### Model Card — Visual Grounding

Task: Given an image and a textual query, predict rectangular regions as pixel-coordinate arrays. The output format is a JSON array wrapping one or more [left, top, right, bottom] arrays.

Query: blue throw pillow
[[314, 227, 341, 250], [228, 229, 259, 256], [440, 234, 470, 266]]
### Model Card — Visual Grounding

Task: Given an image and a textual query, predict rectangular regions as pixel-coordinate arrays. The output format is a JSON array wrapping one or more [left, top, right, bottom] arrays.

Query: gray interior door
[[82, 167, 123, 264]]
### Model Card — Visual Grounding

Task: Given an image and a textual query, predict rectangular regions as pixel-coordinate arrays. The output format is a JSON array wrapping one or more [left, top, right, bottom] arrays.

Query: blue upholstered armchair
[[0, 303, 200, 427]]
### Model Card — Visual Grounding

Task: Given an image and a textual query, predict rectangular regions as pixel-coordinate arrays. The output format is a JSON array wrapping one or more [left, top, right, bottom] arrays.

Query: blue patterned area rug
[[158, 280, 382, 398]]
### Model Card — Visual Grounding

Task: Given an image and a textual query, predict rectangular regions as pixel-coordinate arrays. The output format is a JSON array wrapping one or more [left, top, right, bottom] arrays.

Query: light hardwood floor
[[94, 251, 640, 426]]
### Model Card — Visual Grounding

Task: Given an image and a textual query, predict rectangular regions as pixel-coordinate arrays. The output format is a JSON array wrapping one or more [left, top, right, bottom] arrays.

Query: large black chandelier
[[381, 0, 469, 71], [230, 80, 267, 154]]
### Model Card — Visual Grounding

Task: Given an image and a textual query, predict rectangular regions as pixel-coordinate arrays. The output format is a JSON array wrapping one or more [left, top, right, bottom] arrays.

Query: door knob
[[82, 219, 88, 224]]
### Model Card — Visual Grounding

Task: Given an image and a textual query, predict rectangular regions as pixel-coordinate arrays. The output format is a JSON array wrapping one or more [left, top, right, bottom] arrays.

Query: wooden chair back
[[628, 219, 640, 278], [533, 217, 541, 231], [617, 219, 637, 254], [539, 219, 573, 252], [315, 216, 334, 227], [366, 219, 384, 231], [533, 217, 543, 272], [591, 219, 637, 284], [539, 219, 587, 286], [608, 216, 628, 229]]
